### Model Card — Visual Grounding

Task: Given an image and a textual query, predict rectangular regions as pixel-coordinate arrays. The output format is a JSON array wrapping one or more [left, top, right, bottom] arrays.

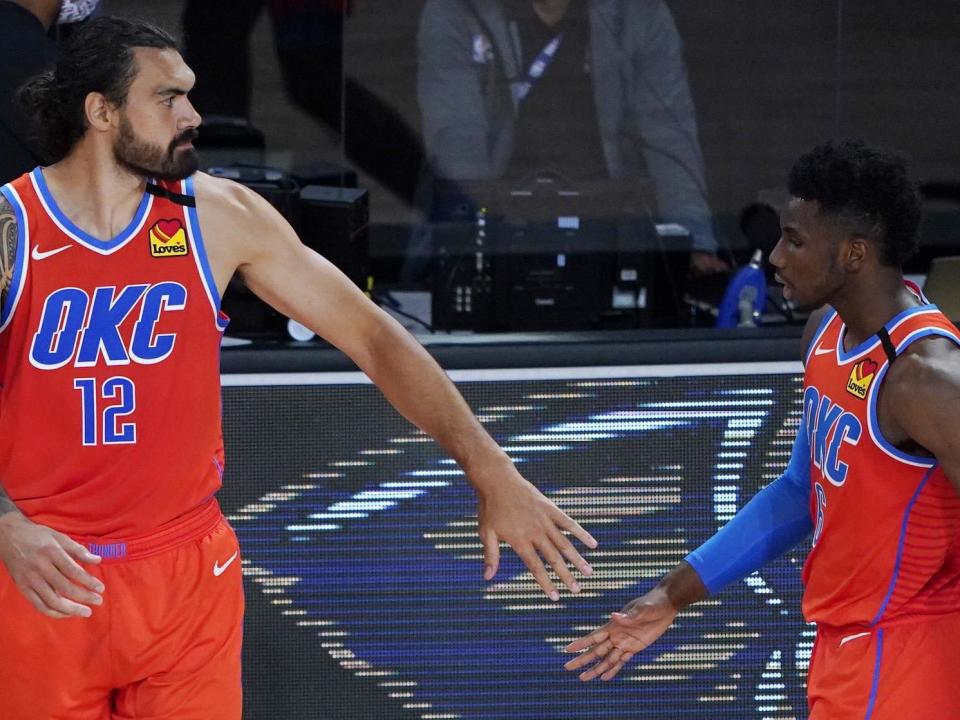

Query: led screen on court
[[220, 364, 811, 720]]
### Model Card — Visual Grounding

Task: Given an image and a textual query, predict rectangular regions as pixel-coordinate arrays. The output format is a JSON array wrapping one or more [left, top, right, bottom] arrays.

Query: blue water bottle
[[715, 249, 767, 328]]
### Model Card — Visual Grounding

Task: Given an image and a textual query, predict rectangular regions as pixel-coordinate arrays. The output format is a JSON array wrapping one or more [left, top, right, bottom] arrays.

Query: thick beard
[[113, 115, 200, 181]]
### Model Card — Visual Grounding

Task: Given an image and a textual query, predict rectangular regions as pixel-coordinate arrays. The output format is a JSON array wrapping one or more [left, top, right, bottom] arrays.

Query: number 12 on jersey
[[73, 376, 137, 445]]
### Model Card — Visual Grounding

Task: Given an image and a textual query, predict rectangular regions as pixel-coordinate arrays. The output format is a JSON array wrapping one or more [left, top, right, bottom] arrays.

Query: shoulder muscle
[[190, 172, 298, 280], [884, 337, 960, 464]]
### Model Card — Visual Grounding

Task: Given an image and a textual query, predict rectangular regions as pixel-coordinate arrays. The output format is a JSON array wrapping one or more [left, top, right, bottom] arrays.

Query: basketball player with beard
[[0, 17, 596, 719]]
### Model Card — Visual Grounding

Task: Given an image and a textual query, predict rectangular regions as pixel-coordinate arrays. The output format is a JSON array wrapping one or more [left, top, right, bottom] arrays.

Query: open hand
[[474, 462, 597, 600], [0, 513, 104, 619], [563, 586, 678, 681]]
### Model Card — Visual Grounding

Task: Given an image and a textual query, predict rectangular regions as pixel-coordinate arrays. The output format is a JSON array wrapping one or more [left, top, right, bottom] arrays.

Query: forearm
[[685, 426, 813, 594], [654, 561, 709, 611], [685, 475, 812, 594], [0, 484, 25, 553], [358, 317, 507, 481]]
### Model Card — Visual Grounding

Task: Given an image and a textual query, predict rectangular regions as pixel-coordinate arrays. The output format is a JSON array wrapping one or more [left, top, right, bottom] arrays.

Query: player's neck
[[43, 149, 148, 242], [831, 272, 917, 349]]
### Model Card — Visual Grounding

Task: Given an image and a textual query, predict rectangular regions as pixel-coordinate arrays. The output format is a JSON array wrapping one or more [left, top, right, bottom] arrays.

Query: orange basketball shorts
[[808, 612, 960, 719], [0, 499, 244, 720]]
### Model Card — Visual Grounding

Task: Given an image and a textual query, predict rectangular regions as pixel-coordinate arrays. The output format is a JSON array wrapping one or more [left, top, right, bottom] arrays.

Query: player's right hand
[[0, 512, 104, 619], [563, 585, 678, 681]]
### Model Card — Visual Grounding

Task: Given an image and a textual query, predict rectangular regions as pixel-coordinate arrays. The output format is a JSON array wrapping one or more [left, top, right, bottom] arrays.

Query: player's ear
[[843, 235, 868, 273], [85, 91, 118, 133]]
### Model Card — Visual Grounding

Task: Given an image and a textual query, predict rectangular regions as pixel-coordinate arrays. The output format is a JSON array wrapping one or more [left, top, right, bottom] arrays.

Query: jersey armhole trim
[[866, 327, 959, 467], [181, 176, 229, 332], [0, 184, 30, 332]]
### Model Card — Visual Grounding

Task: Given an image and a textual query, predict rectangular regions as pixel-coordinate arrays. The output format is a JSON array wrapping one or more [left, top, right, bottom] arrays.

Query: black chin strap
[[877, 327, 898, 365], [145, 182, 195, 208]]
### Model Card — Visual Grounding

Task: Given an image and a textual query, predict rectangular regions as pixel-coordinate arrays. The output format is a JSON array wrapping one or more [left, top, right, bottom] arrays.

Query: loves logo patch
[[149, 218, 189, 258], [846, 358, 879, 400]]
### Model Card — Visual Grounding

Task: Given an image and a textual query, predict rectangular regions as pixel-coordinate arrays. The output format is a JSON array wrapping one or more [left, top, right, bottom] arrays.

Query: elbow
[[350, 308, 414, 379]]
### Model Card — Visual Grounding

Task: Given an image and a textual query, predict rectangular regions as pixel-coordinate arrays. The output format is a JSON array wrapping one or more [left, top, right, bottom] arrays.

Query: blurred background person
[[0, 0, 59, 184], [0, 0, 98, 184], [414, 0, 729, 277], [183, 0, 344, 131], [181, 0, 425, 206]]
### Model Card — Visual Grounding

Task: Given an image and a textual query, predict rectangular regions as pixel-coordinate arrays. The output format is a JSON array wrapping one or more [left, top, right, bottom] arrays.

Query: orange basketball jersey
[[0, 169, 228, 538], [801, 296, 960, 628]]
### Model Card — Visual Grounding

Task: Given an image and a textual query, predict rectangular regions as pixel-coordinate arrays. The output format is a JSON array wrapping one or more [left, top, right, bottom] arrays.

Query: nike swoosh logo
[[838, 631, 871, 647], [31, 245, 72, 261], [213, 550, 239, 577], [813, 345, 835, 356]]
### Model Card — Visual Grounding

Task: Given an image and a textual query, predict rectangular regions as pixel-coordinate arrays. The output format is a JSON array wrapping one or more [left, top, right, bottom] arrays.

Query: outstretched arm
[[199, 177, 597, 599], [563, 309, 829, 680], [564, 424, 812, 680]]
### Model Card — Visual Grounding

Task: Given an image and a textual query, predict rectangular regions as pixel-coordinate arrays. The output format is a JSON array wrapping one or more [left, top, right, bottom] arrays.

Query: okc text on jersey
[[803, 385, 863, 486], [29, 282, 188, 369]]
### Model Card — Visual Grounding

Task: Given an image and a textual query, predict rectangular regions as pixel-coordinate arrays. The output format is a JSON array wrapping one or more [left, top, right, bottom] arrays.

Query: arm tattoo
[[0, 194, 18, 308], [0, 197, 17, 518], [0, 486, 19, 518], [0, 197, 16, 517]]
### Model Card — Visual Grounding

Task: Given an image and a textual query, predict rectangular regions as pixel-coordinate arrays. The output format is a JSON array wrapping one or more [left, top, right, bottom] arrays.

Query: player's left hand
[[472, 461, 597, 600]]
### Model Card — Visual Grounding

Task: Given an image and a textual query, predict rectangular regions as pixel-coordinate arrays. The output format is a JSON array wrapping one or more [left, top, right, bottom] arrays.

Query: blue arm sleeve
[[685, 424, 813, 595]]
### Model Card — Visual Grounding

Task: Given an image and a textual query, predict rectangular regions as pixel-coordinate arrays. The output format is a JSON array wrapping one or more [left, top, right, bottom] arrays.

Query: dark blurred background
[[7, 0, 960, 332]]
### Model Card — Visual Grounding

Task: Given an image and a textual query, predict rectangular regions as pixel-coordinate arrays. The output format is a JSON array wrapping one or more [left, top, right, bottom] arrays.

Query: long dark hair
[[19, 16, 178, 163]]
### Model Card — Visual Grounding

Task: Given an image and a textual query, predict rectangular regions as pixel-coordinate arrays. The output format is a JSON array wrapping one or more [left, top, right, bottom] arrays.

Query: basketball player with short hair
[[565, 139, 960, 718], [0, 16, 596, 719]]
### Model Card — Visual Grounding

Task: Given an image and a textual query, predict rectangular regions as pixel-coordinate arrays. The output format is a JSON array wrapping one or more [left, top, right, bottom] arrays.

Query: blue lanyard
[[511, 32, 564, 105]]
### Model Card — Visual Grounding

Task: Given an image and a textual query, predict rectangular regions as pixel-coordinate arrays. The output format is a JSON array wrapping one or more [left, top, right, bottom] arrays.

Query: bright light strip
[[355, 490, 425, 500], [499, 445, 571, 452], [549, 421, 686, 432], [404, 470, 465, 477], [285, 524, 340, 531], [380, 481, 451, 488], [327, 501, 396, 511], [512, 433, 614, 442]]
